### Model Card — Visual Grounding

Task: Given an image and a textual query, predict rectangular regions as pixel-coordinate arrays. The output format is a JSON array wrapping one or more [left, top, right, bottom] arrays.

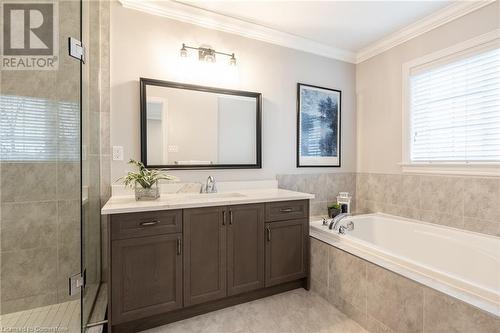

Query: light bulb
[[229, 54, 236, 66], [180, 44, 188, 57]]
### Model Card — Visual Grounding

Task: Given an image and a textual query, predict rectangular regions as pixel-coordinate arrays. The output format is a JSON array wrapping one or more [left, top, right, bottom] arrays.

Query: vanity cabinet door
[[227, 204, 265, 296], [265, 219, 308, 287], [183, 207, 227, 306], [111, 234, 183, 324]]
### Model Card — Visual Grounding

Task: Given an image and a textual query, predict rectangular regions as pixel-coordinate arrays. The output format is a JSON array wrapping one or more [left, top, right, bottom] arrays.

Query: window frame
[[401, 29, 500, 176]]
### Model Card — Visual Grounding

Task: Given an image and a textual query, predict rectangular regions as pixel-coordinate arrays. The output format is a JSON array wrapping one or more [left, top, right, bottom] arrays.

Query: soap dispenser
[[336, 192, 352, 214]]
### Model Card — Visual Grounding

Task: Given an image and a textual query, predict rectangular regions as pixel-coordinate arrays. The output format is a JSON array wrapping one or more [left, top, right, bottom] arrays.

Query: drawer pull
[[229, 210, 233, 225], [177, 238, 182, 255], [279, 208, 293, 213], [222, 211, 226, 226], [139, 220, 159, 227], [266, 226, 271, 242]]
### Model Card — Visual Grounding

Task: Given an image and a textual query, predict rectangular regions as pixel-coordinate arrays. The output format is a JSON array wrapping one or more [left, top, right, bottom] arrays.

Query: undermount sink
[[184, 192, 247, 200]]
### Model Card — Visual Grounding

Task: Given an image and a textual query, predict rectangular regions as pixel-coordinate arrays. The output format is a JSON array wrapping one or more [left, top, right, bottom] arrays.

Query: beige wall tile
[[420, 176, 464, 216], [1, 163, 57, 203], [463, 217, 500, 237], [310, 238, 329, 298], [365, 315, 395, 333], [423, 288, 500, 333], [463, 177, 500, 222], [1, 247, 58, 301], [356, 173, 370, 201], [420, 210, 464, 229], [329, 247, 366, 310], [366, 264, 424, 333], [400, 175, 420, 209], [367, 173, 385, 202], [383, 174, 402, 205], [1, 202, 57, 251], [0, 293, 58, 315], [56, 162, 80, 200], [327, 289, 367, 329]]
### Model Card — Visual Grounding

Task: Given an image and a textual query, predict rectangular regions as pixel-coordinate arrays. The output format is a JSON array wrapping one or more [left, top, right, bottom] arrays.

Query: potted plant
[[327, 203, 342, 218], [118, 159, 177, 201]]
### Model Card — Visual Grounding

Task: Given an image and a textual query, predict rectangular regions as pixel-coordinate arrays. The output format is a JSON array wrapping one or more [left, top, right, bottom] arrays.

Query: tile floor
[[0, 299, 80, 332], [141, 289, 368, 333]]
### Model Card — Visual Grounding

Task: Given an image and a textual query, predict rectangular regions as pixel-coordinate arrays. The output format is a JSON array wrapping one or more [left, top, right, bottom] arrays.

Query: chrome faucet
[[201, 176, 217, 193], [328, 213, 351, 231]]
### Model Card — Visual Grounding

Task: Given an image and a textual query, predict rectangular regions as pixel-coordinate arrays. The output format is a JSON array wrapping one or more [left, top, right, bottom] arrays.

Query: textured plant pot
[[328, 207, 341, 218], [135, 183, 159, 201]]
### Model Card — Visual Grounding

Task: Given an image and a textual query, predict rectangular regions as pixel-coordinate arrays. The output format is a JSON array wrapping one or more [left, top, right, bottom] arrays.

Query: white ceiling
[[179, 1, 452, 52], [119, 0, 493, 62]]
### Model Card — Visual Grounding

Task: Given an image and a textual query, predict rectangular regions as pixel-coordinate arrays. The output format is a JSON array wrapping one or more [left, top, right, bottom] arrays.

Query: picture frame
[[296, 83, 341, 167]]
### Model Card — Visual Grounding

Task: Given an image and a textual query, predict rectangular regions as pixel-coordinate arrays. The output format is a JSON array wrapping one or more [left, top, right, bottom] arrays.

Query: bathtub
[[310, 213, 500, 317]]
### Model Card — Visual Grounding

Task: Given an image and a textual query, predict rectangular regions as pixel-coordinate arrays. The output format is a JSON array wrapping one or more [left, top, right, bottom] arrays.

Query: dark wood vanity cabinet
[[265, 219, 308, 287], [111, 232, 183, 324], [108, 200, 309, 332], [227, 204, 265, 296], [183, 207, 227, 306]]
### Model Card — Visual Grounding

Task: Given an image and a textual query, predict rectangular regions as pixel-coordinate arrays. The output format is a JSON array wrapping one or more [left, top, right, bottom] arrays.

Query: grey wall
[[110, 2, 357, 183], [356, 2, 500, 174]]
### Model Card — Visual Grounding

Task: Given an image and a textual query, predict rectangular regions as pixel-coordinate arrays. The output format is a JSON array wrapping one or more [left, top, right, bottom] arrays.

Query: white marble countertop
[[101, 188, 315, 215]]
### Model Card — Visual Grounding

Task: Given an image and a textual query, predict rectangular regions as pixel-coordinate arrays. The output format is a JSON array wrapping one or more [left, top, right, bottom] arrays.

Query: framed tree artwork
[[296, 83, 341, 167]]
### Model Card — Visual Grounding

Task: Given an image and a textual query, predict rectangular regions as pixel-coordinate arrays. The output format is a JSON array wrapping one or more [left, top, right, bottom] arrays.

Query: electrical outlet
[[112, 146, 124, 161], [168, 145, 179, 153]]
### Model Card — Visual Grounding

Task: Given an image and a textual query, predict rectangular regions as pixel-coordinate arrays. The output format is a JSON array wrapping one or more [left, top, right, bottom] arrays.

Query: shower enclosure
[[0, 0, 108, 331]]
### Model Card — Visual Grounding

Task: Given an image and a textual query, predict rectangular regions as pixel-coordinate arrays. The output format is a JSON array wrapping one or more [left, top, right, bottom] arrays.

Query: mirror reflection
[[142, 80, 261, 168]]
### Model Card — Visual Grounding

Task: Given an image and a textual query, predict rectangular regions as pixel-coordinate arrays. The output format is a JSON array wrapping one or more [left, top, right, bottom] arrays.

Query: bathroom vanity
[[102, 188, 313, 332]]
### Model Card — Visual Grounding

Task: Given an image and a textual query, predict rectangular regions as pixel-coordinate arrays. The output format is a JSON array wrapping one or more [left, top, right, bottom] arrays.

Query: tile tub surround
[[277, 173, 356, 216], [356, 173, 500, 237], [310, 238, 500, 333]]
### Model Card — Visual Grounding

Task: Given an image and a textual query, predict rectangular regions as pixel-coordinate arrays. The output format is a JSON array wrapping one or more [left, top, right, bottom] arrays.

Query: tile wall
[[356, 173, 500, 237], [0, 0, 81, 314], [311, 238, 500, 333], [277, 173, 357, 216]]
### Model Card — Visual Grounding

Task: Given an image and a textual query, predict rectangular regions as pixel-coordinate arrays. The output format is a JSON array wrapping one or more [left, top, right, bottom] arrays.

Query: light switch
[[112, 146, 124, 161]]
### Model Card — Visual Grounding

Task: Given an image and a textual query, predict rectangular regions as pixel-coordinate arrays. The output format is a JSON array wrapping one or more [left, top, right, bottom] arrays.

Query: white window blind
[[0, 95, 79, 161], [409, 47, 500, 163]]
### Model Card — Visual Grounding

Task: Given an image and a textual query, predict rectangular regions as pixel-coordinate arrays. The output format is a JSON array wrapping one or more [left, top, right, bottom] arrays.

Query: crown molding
[[119, 0, 496, 65], [356, 0, 496, 63], [118, 0, 357, 63]]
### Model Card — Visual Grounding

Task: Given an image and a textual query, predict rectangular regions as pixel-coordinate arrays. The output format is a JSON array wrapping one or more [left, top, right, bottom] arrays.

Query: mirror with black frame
[[140, 78, 262, 169]]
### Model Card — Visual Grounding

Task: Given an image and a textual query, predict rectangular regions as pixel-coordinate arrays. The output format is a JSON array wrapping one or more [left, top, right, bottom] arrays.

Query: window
[[0, 95, 79, 161], [403, 34, 500, 174]]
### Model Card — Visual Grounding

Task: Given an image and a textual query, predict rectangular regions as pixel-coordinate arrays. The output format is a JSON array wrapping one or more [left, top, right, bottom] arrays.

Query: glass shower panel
[[81, 0, 103, 330], [0, 0, 82, 332]]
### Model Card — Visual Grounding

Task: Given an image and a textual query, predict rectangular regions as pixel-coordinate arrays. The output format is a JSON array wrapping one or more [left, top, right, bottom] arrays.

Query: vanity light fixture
[[180, 43, 237, 66]]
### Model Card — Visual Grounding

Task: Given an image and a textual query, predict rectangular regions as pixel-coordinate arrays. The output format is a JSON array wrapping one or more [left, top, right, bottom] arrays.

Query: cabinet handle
[[177, 238, 181, 255], [279, 208, 293, 213], [139, 220, 159, 227], [229, 210, 233, 225], [266, 226, 271, 242], [222, 210, 226, 226]]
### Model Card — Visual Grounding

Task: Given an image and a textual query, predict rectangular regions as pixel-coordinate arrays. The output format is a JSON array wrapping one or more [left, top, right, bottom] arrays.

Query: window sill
[[400, 163, 500, 177]]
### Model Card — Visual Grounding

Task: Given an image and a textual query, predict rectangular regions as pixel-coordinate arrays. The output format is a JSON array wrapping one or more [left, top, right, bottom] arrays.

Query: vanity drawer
[[265, 200, 308, 222], [111, 210, 182, 240]]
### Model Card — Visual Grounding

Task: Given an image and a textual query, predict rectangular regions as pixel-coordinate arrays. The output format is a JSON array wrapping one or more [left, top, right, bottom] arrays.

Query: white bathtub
[[310, 213, 500, 317]]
